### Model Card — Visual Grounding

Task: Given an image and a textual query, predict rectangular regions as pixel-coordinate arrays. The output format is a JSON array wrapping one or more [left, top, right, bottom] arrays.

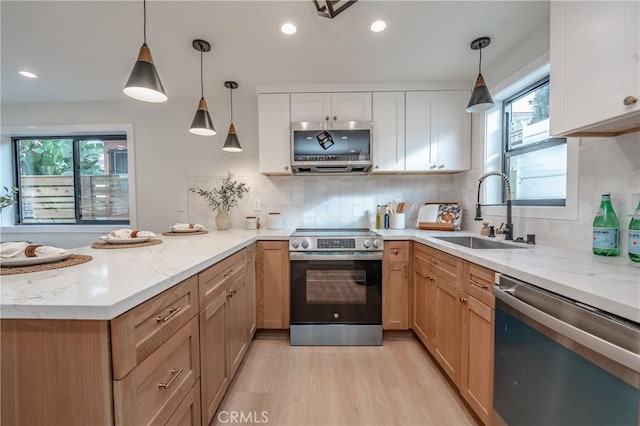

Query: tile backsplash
[[188, 174, 459, 230]]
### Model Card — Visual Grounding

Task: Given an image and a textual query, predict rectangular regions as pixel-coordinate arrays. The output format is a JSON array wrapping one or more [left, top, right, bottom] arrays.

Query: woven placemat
[[162, 230, 209, 236], [91, 239, 163, 249], [0, 254, 93, 275]]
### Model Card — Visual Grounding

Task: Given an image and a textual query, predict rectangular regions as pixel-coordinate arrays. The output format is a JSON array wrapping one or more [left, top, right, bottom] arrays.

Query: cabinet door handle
[[333, 116, 337, 121], [158, 368, 183, 389], [438, 164, 445, 169], [325, 116, 330, 121], [284, 166, 289, 171], [623, 96, 638, 106], [157, 306, 181, 323], [402, 265, 407, 278], [459, 297, 468, 303], [470, 279, 489, 290]]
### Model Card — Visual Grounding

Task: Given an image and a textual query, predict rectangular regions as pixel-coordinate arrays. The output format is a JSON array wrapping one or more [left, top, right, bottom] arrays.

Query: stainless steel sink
[[434, 236, 525, 249]]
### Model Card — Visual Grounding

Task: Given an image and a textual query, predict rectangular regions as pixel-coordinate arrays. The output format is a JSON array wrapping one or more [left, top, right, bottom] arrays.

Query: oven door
[[290, 251, 382, 325]]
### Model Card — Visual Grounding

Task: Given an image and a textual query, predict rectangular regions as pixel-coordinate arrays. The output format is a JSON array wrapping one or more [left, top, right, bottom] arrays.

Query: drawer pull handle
[[158, 368, 183, 389], [157, 306, 181, 323], [393, 249, 399, 255], [428, 258, 438, 265], [623, 96, 638, 106], [470, 279, 489, 290], [459, 297, 468, 303], [224, 268, 235, 278]]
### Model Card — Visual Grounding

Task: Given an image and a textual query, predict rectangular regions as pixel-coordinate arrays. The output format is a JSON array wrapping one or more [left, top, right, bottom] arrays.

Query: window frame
[[501, 76, 567, 207], [12, 134, 130, 226]]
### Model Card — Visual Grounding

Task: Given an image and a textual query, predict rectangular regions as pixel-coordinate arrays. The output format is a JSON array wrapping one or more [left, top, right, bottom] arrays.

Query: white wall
[[1, 97, 457, 247]]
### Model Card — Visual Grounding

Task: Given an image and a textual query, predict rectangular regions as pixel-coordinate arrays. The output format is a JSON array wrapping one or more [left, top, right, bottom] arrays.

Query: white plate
[[100, 236, 151, 244], [0, 250, 75, 267], [169, 227, 203, 233]]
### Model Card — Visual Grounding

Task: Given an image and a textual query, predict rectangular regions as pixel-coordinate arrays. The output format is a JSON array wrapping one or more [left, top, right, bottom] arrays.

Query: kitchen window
[[502, 77, 567, 206], [13, 135, 130, 225]]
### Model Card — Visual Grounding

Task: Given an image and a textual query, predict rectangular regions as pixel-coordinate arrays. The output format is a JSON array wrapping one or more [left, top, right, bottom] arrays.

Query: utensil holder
[[390, 213, 405, 229]]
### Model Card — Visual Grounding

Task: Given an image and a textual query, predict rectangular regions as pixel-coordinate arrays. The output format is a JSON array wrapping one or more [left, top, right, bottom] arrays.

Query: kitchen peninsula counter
[[2, 228, 638, 323]]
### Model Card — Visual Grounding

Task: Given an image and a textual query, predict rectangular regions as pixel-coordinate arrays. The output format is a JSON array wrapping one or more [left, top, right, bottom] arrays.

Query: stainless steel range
[[289, 228, 384, 346]]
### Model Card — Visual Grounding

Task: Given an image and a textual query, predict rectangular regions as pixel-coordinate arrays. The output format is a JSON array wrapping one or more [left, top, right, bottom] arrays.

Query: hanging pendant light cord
[[230, 87, 234, 123], [200, 50, 204, 98], [478, 47, 482, 74], [143, 0, 147, 44]]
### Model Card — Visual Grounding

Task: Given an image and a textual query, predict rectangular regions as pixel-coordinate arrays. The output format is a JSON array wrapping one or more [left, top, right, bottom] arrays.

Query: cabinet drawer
[[111, 276, 199, 379], [384, 241, 409, 262], [199, 249, 246, 309], [464, 262, 495, 308], [413, 243, 460, 285], [165, 380, 201, 426], [114, 317, 200, 426]]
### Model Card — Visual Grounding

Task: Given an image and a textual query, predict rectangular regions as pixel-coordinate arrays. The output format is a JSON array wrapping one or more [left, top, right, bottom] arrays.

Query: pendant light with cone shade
[[222, 81, 242, 152], [123, 0, 167, 103], [189, 39, 216, 136], [466, 37, 494, 113]]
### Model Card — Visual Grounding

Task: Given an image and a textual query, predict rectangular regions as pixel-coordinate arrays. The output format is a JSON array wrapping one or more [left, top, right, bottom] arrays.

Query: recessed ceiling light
[[19, 70, 38, 79], [370, 20, 387, 32], [281, 23, 297, 35]]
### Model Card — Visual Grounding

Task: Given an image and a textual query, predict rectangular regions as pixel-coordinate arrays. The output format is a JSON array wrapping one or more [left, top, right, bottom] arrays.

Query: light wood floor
[[214, 334, 478, 426]]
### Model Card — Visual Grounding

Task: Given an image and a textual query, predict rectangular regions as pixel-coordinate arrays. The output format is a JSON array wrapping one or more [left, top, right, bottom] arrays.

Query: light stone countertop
[[1, 228, 638, 323]]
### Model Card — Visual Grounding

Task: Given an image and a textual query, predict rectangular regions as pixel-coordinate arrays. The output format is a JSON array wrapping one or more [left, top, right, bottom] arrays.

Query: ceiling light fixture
[[189, 39, 216, 136], [370, 20, 386, 32], [19, 70, 38, 79], [123, 0, 167, 103], [466, 36, 495, 113], [222, 81, 242, 152], [281, 23, 297, 35], [313, 0, 358, 19]]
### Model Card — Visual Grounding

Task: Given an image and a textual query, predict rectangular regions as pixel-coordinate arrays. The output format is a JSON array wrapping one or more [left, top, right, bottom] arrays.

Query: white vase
[[215, 210, 231, 230]]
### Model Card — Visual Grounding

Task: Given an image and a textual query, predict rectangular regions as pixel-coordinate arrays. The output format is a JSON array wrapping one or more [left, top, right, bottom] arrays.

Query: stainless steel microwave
[[290, 121, 372, 175]]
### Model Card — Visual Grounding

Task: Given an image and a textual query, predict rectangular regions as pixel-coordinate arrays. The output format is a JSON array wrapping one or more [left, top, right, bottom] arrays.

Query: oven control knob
[[372, 239, 382, 248], [363, 239, 372, 248], [291, 239, 299, 249], [301, 240, 309, 249], [334, 313, 339, 319]]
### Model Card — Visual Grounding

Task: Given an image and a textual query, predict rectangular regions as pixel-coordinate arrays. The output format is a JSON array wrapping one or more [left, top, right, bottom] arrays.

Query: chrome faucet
[[475, 171, 513, 241]]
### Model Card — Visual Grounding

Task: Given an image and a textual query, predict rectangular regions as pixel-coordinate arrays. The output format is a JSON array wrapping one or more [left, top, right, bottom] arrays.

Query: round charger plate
[[100, 236, 151, 244], [0, 254, 93, 275], [162, 230, 209, 236], [0, 250, 75, 267], [169, 228, 203, 233], [91, 239, 163, 249]]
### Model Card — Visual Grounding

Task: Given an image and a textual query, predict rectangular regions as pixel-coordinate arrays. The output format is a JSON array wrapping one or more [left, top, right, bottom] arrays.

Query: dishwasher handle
[[494, 282, 640, 376]]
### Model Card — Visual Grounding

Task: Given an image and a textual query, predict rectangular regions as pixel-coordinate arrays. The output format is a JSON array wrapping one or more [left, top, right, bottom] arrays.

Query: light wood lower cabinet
[[1, 319, 114, 426], [199, 248, 252, 426], [1, 245, 259, 426], [460, 262, 495, 425], [113, 317, 200, 426], [411, 242, 495, 425], [383, 241, 410, 330], [247, 243, 257, 338], [412, 259, 436, 350], [256, 241, 290, 329], [433, 277, 462, 387]]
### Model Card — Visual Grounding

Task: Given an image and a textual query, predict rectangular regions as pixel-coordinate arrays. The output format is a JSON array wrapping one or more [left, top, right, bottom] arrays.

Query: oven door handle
[[494, 284, 640, 375], [289, 252, 383, 261]]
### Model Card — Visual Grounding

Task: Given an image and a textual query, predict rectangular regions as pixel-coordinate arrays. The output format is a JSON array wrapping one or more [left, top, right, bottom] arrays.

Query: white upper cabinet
[[550, 1, 640, 136], [258, 93, 292, 175], [372, 92, 405, 173], [405, 91, 471, 172], [290, 92, 372, 122]]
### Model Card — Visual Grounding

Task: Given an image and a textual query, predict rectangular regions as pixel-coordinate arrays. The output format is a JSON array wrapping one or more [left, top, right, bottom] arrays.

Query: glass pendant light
[[189, 39, 216, 136], [466, 37, 494, 113], [222, 81, 242, 152], [123, 0, 167, 103]]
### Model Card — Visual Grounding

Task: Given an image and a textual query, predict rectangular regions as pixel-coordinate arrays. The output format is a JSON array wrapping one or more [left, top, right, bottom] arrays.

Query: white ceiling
[[1, 1, 549, 104]]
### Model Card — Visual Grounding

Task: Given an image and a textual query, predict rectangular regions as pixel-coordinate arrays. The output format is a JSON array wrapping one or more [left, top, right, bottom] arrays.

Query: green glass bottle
[[628, 201, 640, 262], [592, 193, 619, 256]]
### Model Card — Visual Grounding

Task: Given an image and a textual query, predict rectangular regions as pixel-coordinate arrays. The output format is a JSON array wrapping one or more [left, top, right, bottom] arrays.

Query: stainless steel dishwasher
[[493, 274, 639, 426]]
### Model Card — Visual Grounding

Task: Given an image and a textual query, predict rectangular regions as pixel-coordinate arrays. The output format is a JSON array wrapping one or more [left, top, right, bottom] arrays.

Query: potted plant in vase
[[190, 172, 249, 230]]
